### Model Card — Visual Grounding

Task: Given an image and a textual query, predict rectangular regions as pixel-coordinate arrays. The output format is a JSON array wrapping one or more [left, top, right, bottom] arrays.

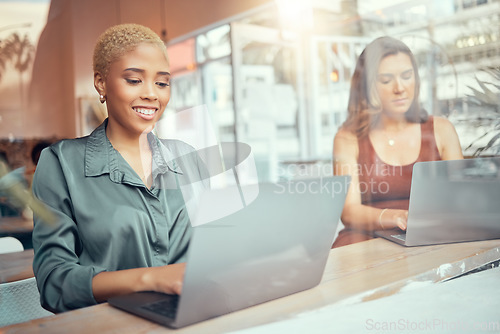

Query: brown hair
[[342, 36, 427, 137], [93, 23, 168, 78]]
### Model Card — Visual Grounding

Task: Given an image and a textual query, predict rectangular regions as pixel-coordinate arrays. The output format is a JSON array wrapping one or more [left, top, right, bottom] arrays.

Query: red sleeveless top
[[357, 116, 441, 210]]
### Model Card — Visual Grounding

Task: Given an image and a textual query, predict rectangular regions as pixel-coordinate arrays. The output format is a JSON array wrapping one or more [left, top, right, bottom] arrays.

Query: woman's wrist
[[378, 208, 388, 229], [138, 264, 185, 295], [138, 267, 156, 292]]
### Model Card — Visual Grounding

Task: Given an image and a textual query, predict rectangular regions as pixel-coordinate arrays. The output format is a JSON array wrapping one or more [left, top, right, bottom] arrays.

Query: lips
[[133, 107, 157, 115], [392, 98, 408, 105]]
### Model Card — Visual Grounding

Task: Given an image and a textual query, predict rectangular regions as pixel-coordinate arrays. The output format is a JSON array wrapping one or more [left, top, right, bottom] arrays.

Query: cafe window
[[163, 0, 500, 181]]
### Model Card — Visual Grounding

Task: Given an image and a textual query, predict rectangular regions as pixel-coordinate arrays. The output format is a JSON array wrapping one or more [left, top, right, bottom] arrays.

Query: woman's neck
[[377, 113, 409, 133], [106, 124, 150, 156], [106, 125, 153, 187]]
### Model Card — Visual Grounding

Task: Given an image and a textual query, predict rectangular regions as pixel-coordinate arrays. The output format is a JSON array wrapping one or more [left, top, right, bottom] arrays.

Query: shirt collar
[[148, 132, 183, 177], [85, 119, 117, 179]]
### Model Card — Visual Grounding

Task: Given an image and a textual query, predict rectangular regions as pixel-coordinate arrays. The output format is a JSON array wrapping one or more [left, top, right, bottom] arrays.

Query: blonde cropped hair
[[93, 23, 168, 78]]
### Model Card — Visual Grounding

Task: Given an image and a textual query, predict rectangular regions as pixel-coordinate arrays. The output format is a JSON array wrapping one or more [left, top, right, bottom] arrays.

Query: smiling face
[[375, 52, 415, 118], [94, 42, 171, 138]]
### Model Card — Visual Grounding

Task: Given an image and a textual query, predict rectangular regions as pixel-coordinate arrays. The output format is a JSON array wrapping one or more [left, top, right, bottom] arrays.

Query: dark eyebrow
[[124, 68, 170, 76], [124, 68, 144, 73]]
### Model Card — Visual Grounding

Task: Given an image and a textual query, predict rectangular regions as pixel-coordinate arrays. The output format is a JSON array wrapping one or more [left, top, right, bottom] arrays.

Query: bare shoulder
[[432, 116, 464, 159], [432, 116, 457, 135], [333, 128, 358, 160], [334, 128, 358, 146]]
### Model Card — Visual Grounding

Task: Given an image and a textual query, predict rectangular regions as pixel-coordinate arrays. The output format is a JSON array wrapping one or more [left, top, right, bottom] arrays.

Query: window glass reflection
[[165, 0, 500, 181]]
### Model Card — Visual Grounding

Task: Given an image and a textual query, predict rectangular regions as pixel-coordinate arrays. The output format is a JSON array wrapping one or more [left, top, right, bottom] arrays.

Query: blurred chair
[[0, 277, 53, 326], [0, 236, 24, 254], [0, 237, 53, 326]]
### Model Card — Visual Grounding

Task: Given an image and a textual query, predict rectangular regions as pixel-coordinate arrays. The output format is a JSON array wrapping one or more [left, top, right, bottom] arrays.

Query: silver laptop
[[108, 176, 349, 328], [376, 157, 500, 247]]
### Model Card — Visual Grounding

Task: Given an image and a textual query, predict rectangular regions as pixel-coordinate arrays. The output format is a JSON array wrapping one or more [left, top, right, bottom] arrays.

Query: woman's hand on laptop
[[395, 211, 408, 231], [92, 263, 186, 302], [146, 263, 186, 295], [379, 209, 408, 231]]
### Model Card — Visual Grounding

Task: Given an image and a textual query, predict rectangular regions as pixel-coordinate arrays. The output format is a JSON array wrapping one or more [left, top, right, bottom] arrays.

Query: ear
[[94, 72, 106, 96]]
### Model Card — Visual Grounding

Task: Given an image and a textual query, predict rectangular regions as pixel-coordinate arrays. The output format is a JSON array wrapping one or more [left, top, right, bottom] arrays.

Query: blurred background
[[0, 0, 499, 185]]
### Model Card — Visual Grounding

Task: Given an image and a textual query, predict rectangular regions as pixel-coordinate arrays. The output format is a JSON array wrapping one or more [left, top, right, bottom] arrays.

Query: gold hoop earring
[[99, 94, 106, 104]]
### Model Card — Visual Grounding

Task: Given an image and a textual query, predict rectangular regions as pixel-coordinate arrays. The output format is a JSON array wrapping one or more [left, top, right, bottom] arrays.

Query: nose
[[141, 82, 158, 100], [393, 78, 404, 94]]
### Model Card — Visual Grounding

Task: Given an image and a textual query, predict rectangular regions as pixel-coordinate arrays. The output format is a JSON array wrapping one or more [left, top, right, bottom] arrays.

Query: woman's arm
[[32, 147, 185, 313], [433, 116, 464, 160], [92, 264, 185, 303], [333, 129, 407, 231]]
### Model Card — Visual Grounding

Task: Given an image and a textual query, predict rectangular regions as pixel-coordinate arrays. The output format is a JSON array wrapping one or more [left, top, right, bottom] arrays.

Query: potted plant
[[465, 66, 500, 156]]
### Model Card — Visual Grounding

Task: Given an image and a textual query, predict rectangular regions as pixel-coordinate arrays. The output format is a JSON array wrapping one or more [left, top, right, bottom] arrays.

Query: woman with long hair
[[332, 36, 463, 248]]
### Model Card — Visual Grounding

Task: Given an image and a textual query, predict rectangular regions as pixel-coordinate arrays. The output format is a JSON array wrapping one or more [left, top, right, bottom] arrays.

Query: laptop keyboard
[[391, 233, 407, 242], [140, 295, 179, 319]]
